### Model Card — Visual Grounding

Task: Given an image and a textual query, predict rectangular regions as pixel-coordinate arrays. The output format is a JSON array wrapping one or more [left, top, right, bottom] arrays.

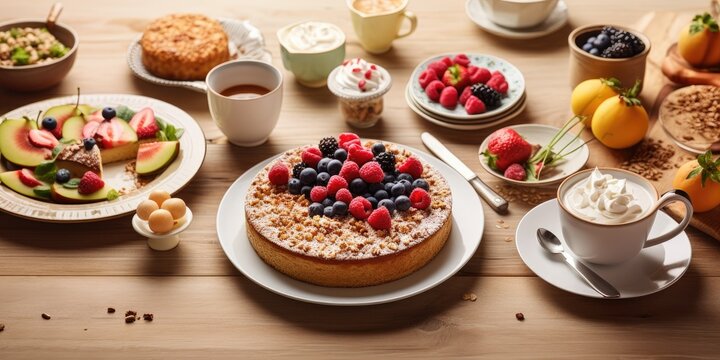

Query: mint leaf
[[115, 105, 135, 121], [62, 178, 80, 189], [34, 162, 57, 184], [33, 185, 51, 198]]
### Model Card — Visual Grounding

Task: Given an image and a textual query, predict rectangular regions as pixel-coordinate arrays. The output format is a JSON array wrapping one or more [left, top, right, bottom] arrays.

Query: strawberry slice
[[94, 120, 121, 148], [19, 169, 43, 187], [82, 121, 101, 139], [85, 109, 105, 123], [28, 129, 59, 149], [129, 107, 159, 139]]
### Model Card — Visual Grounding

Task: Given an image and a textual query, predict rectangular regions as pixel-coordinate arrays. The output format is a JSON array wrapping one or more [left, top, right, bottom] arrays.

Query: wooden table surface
[[2, 0, 720, 358]]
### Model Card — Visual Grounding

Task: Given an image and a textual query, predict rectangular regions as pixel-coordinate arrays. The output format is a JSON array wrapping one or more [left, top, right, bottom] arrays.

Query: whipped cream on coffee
[[335, 58, 386, 93], [281, 21, 344, 53], [564, 168, 651, 224]]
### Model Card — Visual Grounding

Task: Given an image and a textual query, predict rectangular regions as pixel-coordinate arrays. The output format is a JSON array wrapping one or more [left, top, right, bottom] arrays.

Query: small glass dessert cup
[[132, 207, 193, 251], [327, 58, 392, 128]]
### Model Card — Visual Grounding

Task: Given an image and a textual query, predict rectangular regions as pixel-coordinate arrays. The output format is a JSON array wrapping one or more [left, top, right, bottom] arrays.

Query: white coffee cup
[[557, 168, 693, 265], [206, 60, 283, 147], [479, 0, 559, 29]]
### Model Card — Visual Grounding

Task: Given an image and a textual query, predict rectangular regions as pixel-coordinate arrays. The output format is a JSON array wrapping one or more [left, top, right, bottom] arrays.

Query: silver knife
[[421, 132, 509, 213]]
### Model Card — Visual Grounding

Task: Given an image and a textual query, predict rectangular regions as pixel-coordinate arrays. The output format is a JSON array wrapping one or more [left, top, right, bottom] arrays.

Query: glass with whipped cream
[[556, 167, 693, 264], [277, 21, 346, 87], [327, 58, 392, 128]]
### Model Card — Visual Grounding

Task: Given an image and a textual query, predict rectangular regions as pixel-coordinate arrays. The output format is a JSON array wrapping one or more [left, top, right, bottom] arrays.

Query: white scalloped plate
[[127, 18, 272, 93], [216, 144, 484, 306], [0, 94, 206, 222]]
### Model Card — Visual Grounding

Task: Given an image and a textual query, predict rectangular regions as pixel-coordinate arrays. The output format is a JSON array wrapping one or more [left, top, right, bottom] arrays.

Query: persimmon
[[673, 152, 720, 213], [678, 12, 720, 68]]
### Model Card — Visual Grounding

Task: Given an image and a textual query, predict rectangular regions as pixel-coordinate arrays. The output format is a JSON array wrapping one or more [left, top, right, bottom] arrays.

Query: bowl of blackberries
[[568, 25, 651, 89]]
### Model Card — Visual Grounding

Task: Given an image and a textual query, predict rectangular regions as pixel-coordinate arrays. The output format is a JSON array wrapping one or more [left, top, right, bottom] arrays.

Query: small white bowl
[[478, 124, 589, 187], [132, 208, 193, 251]]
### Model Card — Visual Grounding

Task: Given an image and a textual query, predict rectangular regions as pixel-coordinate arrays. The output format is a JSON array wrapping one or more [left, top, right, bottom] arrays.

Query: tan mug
[[348, 0, 417, 54], [557, 168, 693, 265]]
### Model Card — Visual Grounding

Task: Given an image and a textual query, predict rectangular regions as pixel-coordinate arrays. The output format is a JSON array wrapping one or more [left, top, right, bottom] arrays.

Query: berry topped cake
[[245, 133, 453, 287]]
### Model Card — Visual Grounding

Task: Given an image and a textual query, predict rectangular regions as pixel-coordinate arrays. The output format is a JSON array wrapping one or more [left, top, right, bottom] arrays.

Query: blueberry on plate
[[288, 178, 302, 195], [301, 186, 312, 199], [384, 182, 395, 193], [317, 158, 331, 173], [323, 206, 335, 218], [55, 168, 71, 183], [391, 183, 406, 197], [322, 198, 334, 208], [350, 178, 368, 194], [371, 142, 386, 156], [333, 149, 347, 162], [308, 203, 324, 217], [383, 174, 395, 183], [374, 190, 389, 201], [83, 138, 96, 150], [366, 196, 378, 209], [299, 168, 318, 185], [327, 159, 343, 175], [332, 201, 348, 216], [41, 117, 57, 131], [316, 172, 330, 186], [101, 107, 116, 120], [397, 173, 414, 182], [369, 182, 384, 194], [378, 198, 395, 214], [412, 179, 429, 191], [394, 195, 411, 211]]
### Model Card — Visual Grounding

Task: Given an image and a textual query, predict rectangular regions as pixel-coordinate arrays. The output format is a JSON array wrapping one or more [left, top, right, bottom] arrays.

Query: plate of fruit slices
[[478, 122, 590, 187], [0, 94, 206, 222], [216, 140, 484, 305], [405, 83, 527, 131], [409, 53, 525, 120]]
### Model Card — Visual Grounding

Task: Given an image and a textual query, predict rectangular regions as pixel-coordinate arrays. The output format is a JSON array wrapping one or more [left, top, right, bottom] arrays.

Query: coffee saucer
[[465, 0, 568, 40], [516, 199, 691, 299]]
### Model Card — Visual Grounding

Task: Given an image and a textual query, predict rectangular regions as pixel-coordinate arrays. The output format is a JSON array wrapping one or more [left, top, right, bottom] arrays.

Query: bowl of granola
[[0, 19, 78, 92]]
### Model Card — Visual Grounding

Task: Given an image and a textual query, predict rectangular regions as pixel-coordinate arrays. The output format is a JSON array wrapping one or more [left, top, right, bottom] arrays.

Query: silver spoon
[[536, 228, 621, 298]]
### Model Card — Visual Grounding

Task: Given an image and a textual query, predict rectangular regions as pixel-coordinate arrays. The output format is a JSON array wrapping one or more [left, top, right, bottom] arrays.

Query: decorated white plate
[[216, 145, 484, 306], [409, 53, 525, 120], [127, 18, 272, 93], [478, 124, 589, 187], [0, 94, 206, 222], [405, 83, 526, 131]]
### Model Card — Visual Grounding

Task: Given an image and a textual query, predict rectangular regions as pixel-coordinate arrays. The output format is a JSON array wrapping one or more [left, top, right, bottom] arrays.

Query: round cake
[[245, 134, 452, 287], [140, 14, 230, 80]]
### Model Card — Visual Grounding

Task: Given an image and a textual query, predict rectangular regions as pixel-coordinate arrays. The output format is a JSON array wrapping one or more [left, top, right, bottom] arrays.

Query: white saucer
[[216, 144, 485, 306], [465, 0, 569, 40], [516, 199, 691, 299], [405, 83, 526, 131]]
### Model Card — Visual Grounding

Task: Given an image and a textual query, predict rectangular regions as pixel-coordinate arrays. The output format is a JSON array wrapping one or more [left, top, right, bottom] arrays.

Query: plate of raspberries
[[409, 53, 525, 120]]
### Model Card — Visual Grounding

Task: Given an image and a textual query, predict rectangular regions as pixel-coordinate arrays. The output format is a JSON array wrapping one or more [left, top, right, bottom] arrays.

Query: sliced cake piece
[[55, 143, 103, 178]]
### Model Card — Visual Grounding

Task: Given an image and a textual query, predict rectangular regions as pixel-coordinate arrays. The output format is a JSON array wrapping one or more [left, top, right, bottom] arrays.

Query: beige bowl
[[0, 19, 78, 92], [568, 25, 651, 90]]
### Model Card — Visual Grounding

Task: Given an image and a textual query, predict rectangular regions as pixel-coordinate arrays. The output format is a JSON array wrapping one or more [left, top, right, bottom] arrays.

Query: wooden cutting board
[[583, 10, 720, 240]]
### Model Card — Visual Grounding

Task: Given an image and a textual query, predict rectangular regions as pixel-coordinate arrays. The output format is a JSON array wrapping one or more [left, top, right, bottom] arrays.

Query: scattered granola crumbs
[[516, 312, 525, 321], [494, 185, 554, 205], [504, 236, 513, 242], [619, 138, 676, 181], [41, 313, 51, 320], [462, 293, 478, 302], [142, 313, 154, 321], [0, 323, 4, 332], [125, 315, 136, 324], [125, 310, 137, 317], [107, 307, 115, 314]]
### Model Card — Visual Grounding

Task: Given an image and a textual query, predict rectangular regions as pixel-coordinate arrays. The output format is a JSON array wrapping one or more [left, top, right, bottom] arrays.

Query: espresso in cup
[[206, 60, 283, 147], [557, 168, 693, 265]]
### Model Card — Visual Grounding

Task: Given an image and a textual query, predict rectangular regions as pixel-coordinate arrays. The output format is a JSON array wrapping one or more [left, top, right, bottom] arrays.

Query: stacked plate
[[406, 53, 526, 130]]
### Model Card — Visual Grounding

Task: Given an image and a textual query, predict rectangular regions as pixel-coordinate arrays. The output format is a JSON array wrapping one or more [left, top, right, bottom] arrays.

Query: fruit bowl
[[568, 24, 651, 89], [0, 19, 78, 92], [478, 124, 590, 187]]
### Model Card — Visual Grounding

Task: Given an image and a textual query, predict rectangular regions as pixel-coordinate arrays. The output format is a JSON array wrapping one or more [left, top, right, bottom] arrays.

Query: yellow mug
[[347, 0, 418, 54]]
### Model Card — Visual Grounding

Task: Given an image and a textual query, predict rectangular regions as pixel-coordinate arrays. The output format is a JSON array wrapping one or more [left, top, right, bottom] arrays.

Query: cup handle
[[712, 0, 720, 19], [644, 189, 693, 248], [396, 11, 418, 39]]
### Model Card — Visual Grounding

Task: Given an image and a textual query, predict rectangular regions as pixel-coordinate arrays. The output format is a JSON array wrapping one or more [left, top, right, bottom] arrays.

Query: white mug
[[557, 168, 693, 265], [206, 60, 283, 147], [478, 0, 558, 29]]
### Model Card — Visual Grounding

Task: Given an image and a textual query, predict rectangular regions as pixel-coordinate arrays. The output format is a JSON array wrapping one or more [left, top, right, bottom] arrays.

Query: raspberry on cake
[[244, 134, 452, 287]]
